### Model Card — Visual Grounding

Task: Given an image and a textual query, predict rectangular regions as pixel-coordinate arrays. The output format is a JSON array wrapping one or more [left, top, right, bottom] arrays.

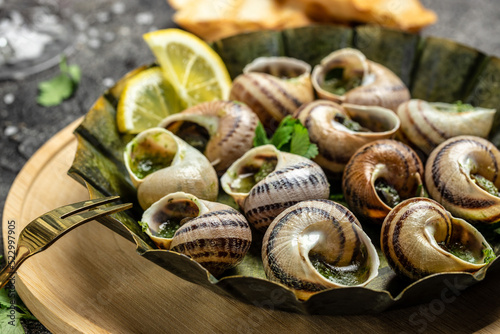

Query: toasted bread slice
[[171, 0, 312, 41]]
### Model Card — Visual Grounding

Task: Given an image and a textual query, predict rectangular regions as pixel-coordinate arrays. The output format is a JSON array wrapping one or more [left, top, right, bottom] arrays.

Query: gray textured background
[[1, 1, 500, 332]]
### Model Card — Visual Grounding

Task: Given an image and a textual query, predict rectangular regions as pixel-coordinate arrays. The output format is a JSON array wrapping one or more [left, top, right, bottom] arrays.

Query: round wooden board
[[3, 120, 500, 334]]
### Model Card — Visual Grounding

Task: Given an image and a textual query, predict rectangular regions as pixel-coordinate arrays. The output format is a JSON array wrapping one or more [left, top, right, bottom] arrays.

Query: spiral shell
[[262, 200, 380, 300], [124, 128, 218, 209], [230, 57, 314, 129], [159, 101, 259, 174], [220, 144, 330, 233], [381, 198, 495, 280], [311, 48, 410, 112], [141, 192, 252, 276], [425, 136, 500, 224], [343, 139, 425, 224], [295, 100, 400, 176], [397, 99, 496, 155]]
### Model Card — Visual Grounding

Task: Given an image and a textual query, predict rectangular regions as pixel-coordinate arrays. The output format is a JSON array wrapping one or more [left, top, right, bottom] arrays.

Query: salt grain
[[4, 125, 18, 137], [135, 12, 154, 25], [3, 93, 14, 105]]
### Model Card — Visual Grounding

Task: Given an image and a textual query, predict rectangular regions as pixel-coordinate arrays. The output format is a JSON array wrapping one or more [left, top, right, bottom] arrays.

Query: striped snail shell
[[311, 48, 410, 112], [343, 139, 425, 224], [124, 127, 218, 209], [381, 198, 495, 280], [397, 99, 496, 155], [294, 100, 400, 177], [141, 192, 252, 277], [425, 135, 500, 224], [159, 101, 259, 174], [229, 57, 314, 130], [220, 144, 330, 233], [262, 200, 380, 300]]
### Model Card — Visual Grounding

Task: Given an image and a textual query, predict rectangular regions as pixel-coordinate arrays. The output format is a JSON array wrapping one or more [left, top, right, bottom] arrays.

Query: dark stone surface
[[0, 1, 499, 333]]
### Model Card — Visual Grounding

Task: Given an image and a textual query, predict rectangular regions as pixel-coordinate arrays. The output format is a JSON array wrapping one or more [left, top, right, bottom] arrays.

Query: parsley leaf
[[253, 122, 271, 147], [290, 123, 318, 159], [271, 124, 293, 149], [0, 286, 36, 334], [253, 116, 318, 159], [37, 56, 81, 107]]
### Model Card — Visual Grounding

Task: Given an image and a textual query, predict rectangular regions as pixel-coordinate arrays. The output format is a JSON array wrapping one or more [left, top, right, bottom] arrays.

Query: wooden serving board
[[3, 119, 500, 333]]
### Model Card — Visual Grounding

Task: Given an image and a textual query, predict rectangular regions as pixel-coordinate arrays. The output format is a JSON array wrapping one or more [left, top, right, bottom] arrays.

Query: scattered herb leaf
[[0, 286, 37, 333], [253, 122, 271, 147], [290, 123, 318, 159], [270, 123, 294, 149], [253, 116, 318, 159], [37, 56, 81, 107]]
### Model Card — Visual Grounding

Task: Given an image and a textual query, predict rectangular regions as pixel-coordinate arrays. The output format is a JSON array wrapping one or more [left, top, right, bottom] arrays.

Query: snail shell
[[311, 48, 410, 112], [159, 101, 259, 174], [124, 128, 218, 209], [294, 100, 400, 176], [262, 200, 380, 300], [141, 192, 252, 276], [397, 99, 496, 155], [230, 57, 314, 130], [220, 144, 330, 233], [425, 135, 500, 224], [381, 198, 495, 280], [343, 139, 425, 224]]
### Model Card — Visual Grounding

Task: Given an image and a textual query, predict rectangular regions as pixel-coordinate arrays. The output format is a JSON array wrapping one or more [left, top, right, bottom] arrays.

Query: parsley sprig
[[253, 116, 319, 159], [37, 56, 81, 107]]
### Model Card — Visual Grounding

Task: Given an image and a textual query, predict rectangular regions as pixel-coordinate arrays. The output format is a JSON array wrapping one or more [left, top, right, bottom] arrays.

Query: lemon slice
[[117, 67, 182, 134], [143, 29, 231, 107]]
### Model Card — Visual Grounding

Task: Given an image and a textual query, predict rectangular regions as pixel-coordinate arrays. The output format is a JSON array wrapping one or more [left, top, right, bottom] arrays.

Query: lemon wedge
[[117, 67, 183, 134], [143, 29, 231, 107]]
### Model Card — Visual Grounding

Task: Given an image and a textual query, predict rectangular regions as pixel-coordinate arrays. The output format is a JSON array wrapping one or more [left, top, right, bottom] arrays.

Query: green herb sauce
[[138, 220, 150, 234], [471, 174, 500, 197], [438, 242, 478, 263], [156, 221, 181, 238], [482, 246, 496, 264], [133, 154, 170, 179], [375, 179, 401, 208], [309, 253, 370, 286], [231, 160, 278, 193], [334, 114, 369, 132], [150, 199, 200, 238], [321, 67, 362, 96]]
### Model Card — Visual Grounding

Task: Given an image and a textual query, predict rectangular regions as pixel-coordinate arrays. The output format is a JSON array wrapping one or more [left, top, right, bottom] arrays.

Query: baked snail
[[343, 139, 425, 224], [159, 101, 259, 174], [140, 192, 252, 276], [124, 127, 218, 209], [381, 198, 495, 280], [425, 135, 500, 224], [397, 99, 496, 155], [262, 200, 380, 300], [230, 57, 314, 130], [311, 48, 410, 112], [295, 100, 400, 177], [220, 144, 330, 233]]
